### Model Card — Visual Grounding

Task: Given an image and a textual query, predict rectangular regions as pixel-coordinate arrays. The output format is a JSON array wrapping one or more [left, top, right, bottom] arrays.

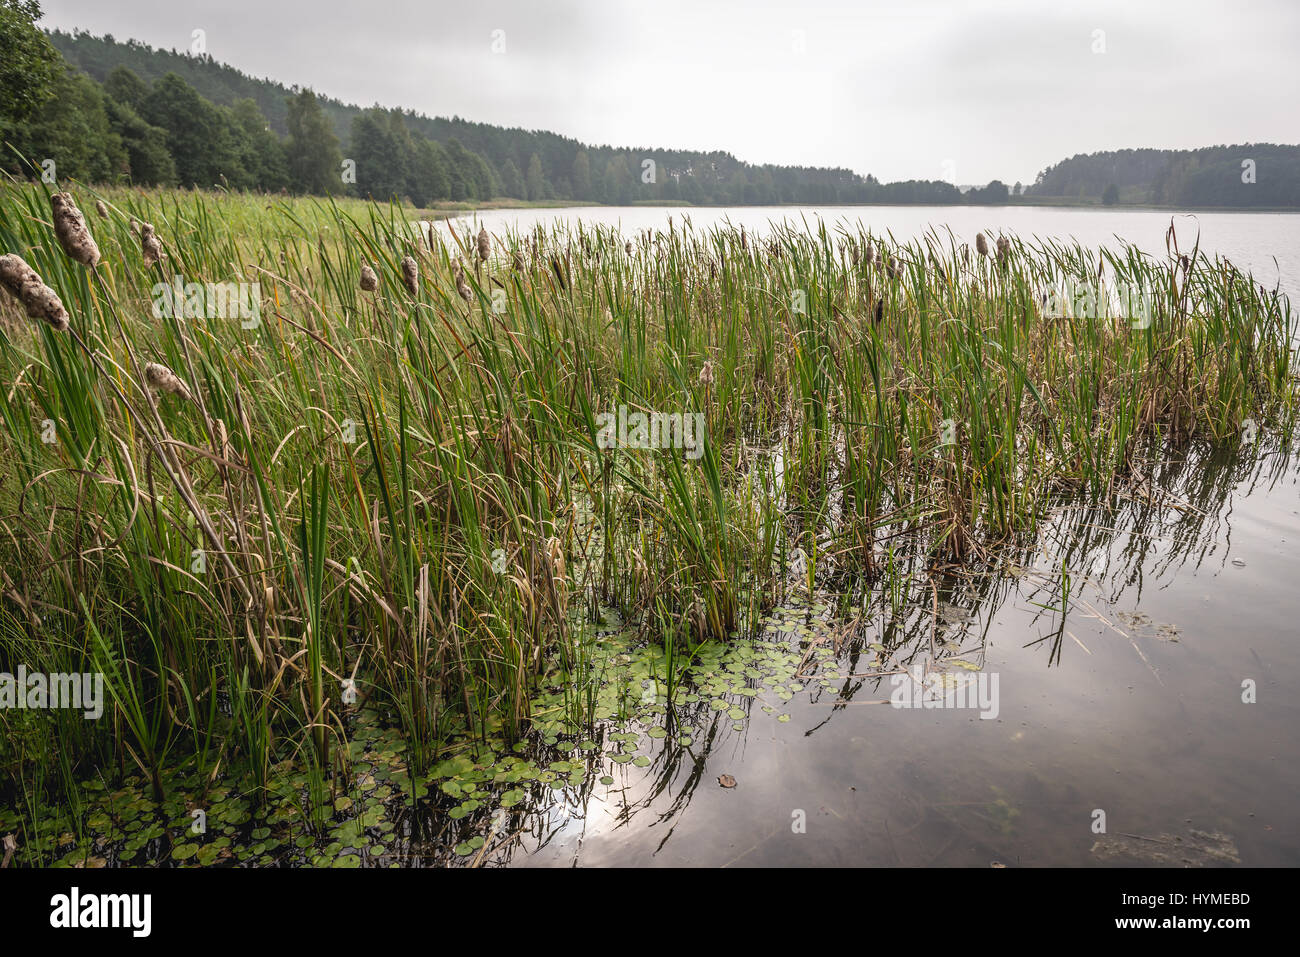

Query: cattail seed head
[[400, 255, 419, 295], [359, 263, 378, 292], [95, 200, 109, 219], [144, 361, 193, 402], [477, 226, 490, 262], [700, 360, 715, 386], [453, 259, 472, 302], [51, 192, 101, 267], [140, 222, 165, 267], [0, 253, 69, 331], [975, 232, 990, 258], [996, 235, 1010, 265]]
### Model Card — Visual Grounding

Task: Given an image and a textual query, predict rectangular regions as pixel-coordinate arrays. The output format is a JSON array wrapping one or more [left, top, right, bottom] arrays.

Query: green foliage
[[142, 72, 243, 188], [1032, 145, 1300, 207], [286, 89, 342, 195], [231, 98, 289, 193], [350, 108, 412, 201], [7, 66, 124, 182], [526, 153, 547, 201], [0, 1, 62, 129]]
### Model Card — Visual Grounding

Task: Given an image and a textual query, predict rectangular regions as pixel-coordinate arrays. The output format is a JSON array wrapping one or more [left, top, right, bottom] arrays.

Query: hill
[[1028, 145, 1300, 207]]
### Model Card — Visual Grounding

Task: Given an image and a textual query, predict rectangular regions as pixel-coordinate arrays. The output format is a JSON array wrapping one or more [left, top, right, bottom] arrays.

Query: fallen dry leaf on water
[[718, 774, 736, 788]]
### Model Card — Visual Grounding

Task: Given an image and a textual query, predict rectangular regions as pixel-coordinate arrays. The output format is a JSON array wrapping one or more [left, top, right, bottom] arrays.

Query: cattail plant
[[0, 253, 69, 330], [51, 192, 101, 267], [976, 232, 990, 258], [477, 226, 491, 262], [400, 255, 419, 295], [144, 361, 194, 402], [453, 258, 472, 302], [360, 263, 378, 292], [996, 235, 1010, 265], [94, 200, 109, 219], [140, 223, 165, 267]]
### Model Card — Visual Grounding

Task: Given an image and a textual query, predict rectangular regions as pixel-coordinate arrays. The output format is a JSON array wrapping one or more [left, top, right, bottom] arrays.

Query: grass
[[0, 179, 1294, 859]]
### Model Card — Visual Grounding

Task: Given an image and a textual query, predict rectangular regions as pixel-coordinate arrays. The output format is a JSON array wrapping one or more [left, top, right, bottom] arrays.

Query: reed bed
[[0, 180, 1294, 834]]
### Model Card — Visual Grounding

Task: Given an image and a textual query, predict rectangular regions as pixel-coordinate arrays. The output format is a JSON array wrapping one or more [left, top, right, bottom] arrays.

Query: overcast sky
[[37, 0, 1300, 186]]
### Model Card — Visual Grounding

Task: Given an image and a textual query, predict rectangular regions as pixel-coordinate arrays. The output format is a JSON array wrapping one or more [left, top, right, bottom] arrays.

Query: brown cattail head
[[996, 235, 1010, 265], [0, 253, 70, 331], [95, 200, 109, 219], [140, 222, 165, 267], [477, 226, 490, 262], [359, 263, 378, 292], [700, 360, 715, 386], [863, 243, 875, 266], [400, 255, 419, 295], [975, 232, 990, 258], [129, 217, 140, 235], [512, 248, 525, 271], [453, 259, 472, 302], [51, 193, 101, 267], [144, 361, 193, 402]]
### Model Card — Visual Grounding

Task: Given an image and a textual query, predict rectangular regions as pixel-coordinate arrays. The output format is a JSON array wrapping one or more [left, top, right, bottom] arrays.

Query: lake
[[437, 204, 1300, 300]]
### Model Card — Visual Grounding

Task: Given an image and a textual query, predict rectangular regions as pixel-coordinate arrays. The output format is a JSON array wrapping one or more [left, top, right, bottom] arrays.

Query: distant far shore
[[418, 197, 1300, 218]]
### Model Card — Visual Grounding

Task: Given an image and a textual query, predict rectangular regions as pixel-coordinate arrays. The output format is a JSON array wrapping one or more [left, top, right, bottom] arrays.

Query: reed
[[0, 179, 1294, 831]]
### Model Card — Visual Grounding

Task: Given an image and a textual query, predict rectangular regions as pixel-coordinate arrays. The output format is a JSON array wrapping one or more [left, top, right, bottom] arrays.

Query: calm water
[[416, 205, 1300, 867], [440, 204, 1300, 300], [461, 442, 1297, 868]]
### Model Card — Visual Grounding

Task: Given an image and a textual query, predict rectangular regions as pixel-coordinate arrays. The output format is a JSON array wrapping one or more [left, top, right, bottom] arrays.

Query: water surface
[[440, 204, 1300, 300]]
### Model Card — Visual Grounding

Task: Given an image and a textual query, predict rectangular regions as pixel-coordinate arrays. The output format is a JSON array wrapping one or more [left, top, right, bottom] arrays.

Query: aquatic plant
[[0, 179, 1294, 863]]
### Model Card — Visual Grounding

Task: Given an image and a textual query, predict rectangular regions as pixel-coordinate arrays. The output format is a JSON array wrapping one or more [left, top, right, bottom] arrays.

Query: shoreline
[[421, 198, 1300, 218]]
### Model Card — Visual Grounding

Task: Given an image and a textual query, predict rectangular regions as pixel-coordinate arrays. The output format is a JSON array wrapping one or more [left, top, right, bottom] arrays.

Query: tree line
[[1029, 145, 1300, 207]]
